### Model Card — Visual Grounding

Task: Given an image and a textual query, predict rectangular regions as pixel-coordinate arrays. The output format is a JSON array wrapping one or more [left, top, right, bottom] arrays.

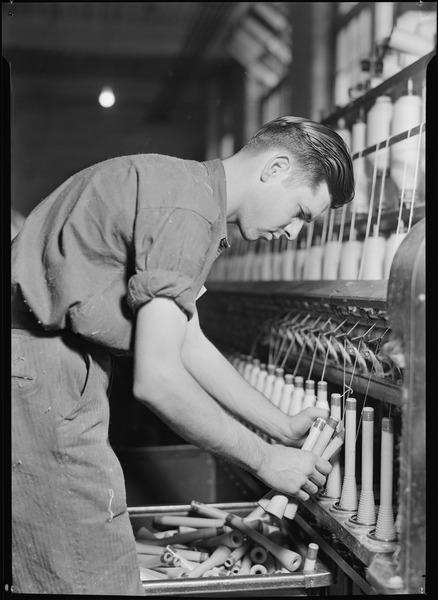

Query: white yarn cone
[[361, 235, 386, 280], [374, 417, 397, 541], [356, 407, 376, 525], [249, 358, 261, 388], [302, 380, 317, 410], [295, 248, 306, 280], [270, 368, 285, 407], [281, 248, 295, 280], [339, 240, 363, 279], [242, 248, 256, 281], [263, 364, 277, 399], [260, 248, 273, 281], [255, 364, 268, 393], [278, 374, 294, 414], [316, 381, 330, 411], [322, 238, 341, 280], [288, 376, 305, 415], [272, 243, 283, 281], [242, 356, 253, 382], [303, 245, 323, 280]]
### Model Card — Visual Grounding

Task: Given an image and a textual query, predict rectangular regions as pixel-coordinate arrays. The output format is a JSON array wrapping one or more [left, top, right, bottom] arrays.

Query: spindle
[[323, 394, 343, 500], [333, 398, 358, 514], [351, 407, 376, 527], [370, 417, 397, 542]]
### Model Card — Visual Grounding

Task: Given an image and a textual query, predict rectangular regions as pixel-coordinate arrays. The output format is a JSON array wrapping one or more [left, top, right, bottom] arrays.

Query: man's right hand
[[255, 443, 332, 502]]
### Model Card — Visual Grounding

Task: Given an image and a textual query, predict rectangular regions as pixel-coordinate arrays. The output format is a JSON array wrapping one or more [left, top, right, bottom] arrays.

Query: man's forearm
[[182, 335, 292, 444], [134, 362, 271, 476]]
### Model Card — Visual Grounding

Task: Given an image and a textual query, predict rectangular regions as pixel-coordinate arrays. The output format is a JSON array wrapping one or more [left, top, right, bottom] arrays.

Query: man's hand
[[285, 406, 330, 447], [256, 443, 332, 502]]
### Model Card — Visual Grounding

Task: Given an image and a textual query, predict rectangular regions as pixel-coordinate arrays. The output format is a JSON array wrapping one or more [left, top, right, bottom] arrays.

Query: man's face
[[236, 180, 331, 242]]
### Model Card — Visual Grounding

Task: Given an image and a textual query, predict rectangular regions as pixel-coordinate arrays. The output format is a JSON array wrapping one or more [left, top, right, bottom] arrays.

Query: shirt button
[[219, 238, 229, 250]]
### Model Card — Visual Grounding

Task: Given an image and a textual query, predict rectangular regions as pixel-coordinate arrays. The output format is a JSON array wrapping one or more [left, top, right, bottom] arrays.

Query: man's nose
[[284, 220, 305, 240]]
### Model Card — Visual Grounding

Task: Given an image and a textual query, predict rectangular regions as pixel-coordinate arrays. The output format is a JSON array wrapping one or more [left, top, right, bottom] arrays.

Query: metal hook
[[366, 326, 391, 346], [350, 321, 378, 342], [310, 316, 332, 334], [327, 317, 349, 337], [334, 319, 361, 339]]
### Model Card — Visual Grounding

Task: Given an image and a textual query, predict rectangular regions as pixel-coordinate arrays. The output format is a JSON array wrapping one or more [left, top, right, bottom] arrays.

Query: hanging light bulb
[[98, 86, 116, 108]]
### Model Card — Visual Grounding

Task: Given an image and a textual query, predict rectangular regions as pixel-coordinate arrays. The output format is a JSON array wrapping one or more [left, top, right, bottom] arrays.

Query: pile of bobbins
[[134, 502, 320, 581]]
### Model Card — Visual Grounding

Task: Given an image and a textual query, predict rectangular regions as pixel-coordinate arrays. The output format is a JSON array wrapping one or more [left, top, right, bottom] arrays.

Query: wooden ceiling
[[2, 2, 246, 120]]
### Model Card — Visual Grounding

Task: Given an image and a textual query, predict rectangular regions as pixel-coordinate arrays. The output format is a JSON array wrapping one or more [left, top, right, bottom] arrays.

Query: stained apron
[[11, 311, 145, 595]]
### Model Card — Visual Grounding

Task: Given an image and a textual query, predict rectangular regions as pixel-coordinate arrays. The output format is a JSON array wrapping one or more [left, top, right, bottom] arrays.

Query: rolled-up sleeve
[[128, 207, 213, 319]]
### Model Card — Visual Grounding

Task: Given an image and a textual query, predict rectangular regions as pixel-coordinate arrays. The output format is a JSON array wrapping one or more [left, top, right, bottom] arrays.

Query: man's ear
[[260, 153, 292, 182]]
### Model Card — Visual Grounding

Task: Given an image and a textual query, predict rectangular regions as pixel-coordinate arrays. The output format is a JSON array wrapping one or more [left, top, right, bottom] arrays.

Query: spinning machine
[[196, 216, 425, 595]]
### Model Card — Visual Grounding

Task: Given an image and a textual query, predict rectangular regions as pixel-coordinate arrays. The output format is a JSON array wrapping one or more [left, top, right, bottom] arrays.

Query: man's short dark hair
[[240, 116, 355, 209]]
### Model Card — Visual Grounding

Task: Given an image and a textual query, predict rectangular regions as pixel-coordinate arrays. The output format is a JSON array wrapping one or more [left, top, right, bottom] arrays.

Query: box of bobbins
[[129, 501, 332, 596]]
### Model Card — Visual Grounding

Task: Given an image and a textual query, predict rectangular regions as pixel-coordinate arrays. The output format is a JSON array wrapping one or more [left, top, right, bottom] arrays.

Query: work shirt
[[11, 154, 229, 354]]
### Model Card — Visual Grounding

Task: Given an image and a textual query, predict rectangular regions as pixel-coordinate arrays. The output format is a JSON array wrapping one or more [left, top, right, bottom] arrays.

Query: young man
[[11, 116, 354, 594]]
